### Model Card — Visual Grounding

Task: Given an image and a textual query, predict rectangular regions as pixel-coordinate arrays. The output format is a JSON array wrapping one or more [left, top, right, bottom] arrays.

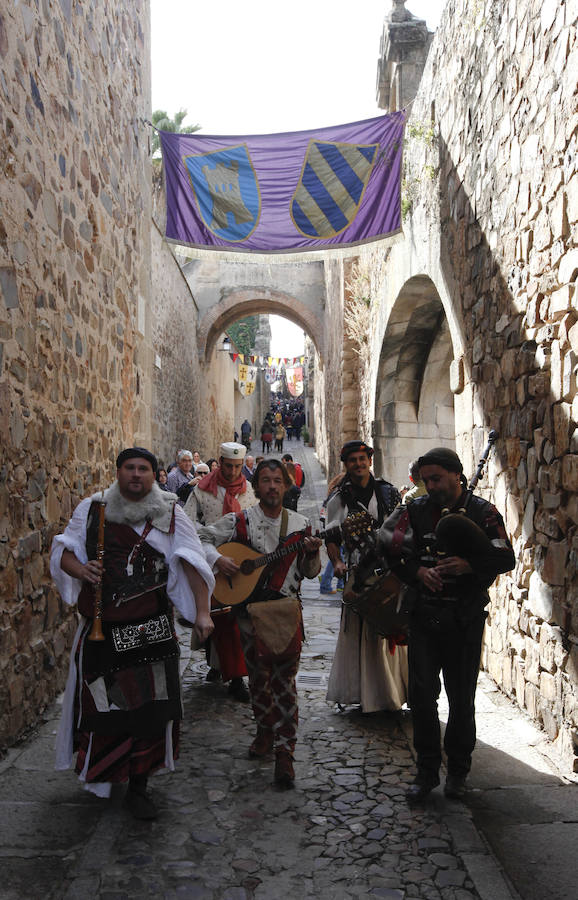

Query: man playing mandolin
[[197, 459, 322, 789], [378, 445, 515, 803]]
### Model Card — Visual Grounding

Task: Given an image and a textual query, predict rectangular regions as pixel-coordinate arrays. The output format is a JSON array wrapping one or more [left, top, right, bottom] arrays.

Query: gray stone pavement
[[0, 439, 576, 899]]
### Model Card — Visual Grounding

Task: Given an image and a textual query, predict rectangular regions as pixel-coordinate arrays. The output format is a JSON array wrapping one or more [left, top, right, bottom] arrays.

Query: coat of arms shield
[[183, 144, 261, 243], [291, 140, 378, 239]]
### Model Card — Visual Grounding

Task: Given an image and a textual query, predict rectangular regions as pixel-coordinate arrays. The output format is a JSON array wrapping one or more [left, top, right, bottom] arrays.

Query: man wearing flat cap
[[184, 441, 256, 701], [325, 439, 406, 714], [51, 448, 215, 820], [378, 446, 515, 803]]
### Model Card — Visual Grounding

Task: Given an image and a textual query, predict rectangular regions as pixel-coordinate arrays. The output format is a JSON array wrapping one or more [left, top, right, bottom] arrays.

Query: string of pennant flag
[[228, 354, 306, 366], [237, 359, 304, 397]]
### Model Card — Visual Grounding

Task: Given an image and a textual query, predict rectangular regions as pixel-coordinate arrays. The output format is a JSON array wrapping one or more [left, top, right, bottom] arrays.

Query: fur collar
[[93, 481, 177, 534]]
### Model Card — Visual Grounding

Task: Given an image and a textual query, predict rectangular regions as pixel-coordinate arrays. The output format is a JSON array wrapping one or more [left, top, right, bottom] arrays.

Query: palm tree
[[151, 109, 200, 157]]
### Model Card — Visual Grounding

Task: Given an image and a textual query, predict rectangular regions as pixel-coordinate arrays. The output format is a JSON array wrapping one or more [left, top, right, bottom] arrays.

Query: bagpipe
[[434, 429, 498, 562]]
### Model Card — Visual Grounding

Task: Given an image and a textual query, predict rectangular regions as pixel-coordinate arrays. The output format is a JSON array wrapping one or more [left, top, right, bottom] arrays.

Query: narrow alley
[[0, 441, 573, 900]]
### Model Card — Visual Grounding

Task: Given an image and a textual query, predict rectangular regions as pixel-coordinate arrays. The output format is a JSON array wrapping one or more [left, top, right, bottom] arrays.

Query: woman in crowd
[[282, 461, 301, 510]]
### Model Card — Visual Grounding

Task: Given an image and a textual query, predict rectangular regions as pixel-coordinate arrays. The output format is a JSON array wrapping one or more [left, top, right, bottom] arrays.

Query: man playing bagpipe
[[377, 446, 515, 802]]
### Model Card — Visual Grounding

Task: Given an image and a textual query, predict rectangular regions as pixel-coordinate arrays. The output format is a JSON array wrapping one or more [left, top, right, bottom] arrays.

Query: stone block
[[542, 492, 561, 509], [568, 320, 578, 353], [533, 211, 552, 250], [527, 571, 554, 622], [567, 173, 578, 224], [565, 644, 578, 682], [562, 350, 577, 400], [549, 191, 569, 241], [559, 247, 578, 284], [550, 284, 574, 318], [525, 636, 541, 685], [542, 539, 568, 586], [514, 658, 526, 705], [562, 454, 578, 490], [17, 532, 41, 560], [0, 267, 19, 310], [525, 682, 540, 719], [550, 340, 562, 399], [449, 357, 464, 393], [534, 507, 560, 539], [502, 656, 513, 693], [42, 191, 60, 234], [540, 703, 559, 741], [553, 402, 571, 454], [540, 671, 557, 702]]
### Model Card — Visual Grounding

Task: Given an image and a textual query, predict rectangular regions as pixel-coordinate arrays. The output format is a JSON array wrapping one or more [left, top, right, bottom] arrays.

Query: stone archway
[[179, 255, 327, 363], [373, 275, 456, 487], [199, 288, 325, 362]]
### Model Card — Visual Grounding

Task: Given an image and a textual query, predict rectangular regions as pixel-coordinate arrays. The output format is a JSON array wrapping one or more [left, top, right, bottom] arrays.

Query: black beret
[[417, 447, 463, 474], [116, 447, 158, 473], [340, 440, 374, 462]]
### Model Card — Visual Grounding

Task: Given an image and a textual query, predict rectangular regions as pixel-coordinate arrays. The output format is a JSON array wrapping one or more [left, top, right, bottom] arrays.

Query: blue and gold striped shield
[[291, 140, 378, 239]]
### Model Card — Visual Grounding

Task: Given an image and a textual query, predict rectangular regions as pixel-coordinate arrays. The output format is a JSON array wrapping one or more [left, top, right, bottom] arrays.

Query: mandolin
[[212, 512, 373, 608]]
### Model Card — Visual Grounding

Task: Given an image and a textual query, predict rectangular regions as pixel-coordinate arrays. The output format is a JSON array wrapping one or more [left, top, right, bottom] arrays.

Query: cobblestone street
[[0, 594, 483, 900], [0, 441, 575, 900]]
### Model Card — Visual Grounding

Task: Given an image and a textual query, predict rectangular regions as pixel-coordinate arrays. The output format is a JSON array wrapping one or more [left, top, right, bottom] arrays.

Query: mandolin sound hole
[[240, 559, 255, 575]]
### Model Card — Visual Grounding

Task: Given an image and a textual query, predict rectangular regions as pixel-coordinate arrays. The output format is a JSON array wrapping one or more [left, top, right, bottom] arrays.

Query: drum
[[343, 570, 409, 640]]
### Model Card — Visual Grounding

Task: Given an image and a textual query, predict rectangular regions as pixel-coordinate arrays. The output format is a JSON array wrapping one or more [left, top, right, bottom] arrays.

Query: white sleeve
[[164, 506, 216, 620], [183, 489, 199, 524], [325, 493, 346, 533], [49, 498, 92, 607], [196, 513, 238, 570]]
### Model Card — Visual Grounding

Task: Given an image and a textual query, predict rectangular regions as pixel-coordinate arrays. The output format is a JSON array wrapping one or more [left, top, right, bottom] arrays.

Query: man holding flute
[[51, 447, 214, 820], [378, 446, 515, 803]]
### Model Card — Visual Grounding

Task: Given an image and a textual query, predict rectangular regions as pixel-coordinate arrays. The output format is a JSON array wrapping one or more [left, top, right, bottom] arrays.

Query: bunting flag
[[286, 365, 304, 397], [228, 353, 306, 366], [238, 363, 258, 397], [160, 112, 405, 254], [264, 365, 277, 384]]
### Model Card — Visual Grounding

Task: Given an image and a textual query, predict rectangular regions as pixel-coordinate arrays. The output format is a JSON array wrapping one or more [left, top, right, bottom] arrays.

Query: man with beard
[[378, 447, 515, 802], [198, 459, 322, 789], [325, 440, 406, 714], [51, 448, 214, 819], [184, 442, 255, 701]]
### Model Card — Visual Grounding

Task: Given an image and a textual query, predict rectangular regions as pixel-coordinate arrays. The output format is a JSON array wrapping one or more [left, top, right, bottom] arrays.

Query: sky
[[150, 0, 447, 355]]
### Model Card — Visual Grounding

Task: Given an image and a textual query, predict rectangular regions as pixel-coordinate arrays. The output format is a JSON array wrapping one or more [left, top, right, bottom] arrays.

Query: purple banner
[[160, 112, 405, 253]]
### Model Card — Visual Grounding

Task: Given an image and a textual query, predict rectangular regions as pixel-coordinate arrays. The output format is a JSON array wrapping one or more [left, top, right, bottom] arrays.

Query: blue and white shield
[[291, 140, 378, 239], [183, 144, 261, 243]]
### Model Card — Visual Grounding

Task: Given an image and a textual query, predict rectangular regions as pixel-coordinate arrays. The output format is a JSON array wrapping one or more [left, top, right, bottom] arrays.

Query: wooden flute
[[88, 493, 106, 642]]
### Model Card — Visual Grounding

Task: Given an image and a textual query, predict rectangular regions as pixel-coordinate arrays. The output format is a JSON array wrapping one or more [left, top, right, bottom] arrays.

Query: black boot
[[124, 774, 158, 820]]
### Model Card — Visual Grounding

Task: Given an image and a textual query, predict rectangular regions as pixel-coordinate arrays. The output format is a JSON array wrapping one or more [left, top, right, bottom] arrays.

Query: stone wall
[[150, 217, 203, 465], [314, 259, 347, 480], [368, 0, 578, 765], [0, 1, 152, 747]]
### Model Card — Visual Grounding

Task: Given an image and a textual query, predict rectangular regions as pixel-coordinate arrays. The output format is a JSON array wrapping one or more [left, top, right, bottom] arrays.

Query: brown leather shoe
[[248, 729, 274, 759], [274, 751, 295, 789]]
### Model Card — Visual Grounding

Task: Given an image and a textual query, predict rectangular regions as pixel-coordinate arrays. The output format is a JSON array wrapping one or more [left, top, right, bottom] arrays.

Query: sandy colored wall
[[0, 0, 152, 745]]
